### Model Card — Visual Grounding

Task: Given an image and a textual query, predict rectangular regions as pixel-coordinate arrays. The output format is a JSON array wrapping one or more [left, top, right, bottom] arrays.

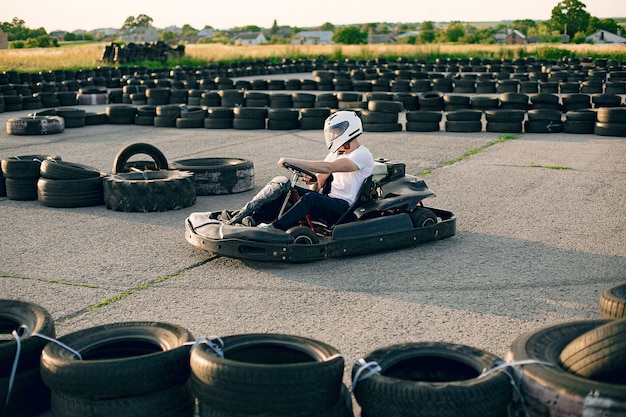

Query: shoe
[[258, 223, 274, 229], [241, 216, 256, 227], [220, 210, 232, 221]]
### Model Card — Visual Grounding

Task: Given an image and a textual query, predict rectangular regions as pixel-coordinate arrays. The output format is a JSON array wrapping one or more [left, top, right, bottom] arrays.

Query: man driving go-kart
[[225, 110, 374, 230]]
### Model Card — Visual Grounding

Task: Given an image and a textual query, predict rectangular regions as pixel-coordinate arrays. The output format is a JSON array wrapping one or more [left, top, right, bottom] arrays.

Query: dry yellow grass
[[1, 42, 625, 73]]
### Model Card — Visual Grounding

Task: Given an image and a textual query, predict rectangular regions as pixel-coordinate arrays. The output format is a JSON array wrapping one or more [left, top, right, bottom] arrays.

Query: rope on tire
[[351, 358, 382, 392], [6, 325, 82, 414], [478, 359, 555, 417], [187, 335, 225, 358]]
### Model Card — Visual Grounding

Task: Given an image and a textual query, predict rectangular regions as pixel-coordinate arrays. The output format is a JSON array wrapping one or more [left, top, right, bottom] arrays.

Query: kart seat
[[333, 175, 377, 226]]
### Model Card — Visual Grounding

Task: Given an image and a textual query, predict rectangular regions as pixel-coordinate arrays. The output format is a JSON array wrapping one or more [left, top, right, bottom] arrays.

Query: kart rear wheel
[[410, 208, 437, 228], [286, 226, 319, 244]]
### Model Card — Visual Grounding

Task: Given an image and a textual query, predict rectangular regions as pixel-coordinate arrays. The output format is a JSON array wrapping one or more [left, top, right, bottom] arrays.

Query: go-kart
[[184, 159, 455, 262]]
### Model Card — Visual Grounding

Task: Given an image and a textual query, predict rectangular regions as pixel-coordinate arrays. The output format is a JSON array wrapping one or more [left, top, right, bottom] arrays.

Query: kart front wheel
[[410, 208, 437, 228], [287, 226, 319, 244]]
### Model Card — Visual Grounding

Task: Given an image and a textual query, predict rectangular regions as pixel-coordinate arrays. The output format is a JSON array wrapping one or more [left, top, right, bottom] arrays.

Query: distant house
[[292, 31, 334, 45], [120, 27, 159, 43], [505, 30, 526, 45], [368, 34, 396, 44], [397, 30, 420, 39], [49, 30, 66, 40], [0, 29, 7, 49], [197, 28, 214, 38], [495, 29, 526, 44], [232, 32, 267, 46], [586, 30, 626, 44]]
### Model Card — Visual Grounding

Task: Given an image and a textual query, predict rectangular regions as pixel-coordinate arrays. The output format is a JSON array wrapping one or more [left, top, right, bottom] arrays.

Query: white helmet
[[324, 111, 363, 153]]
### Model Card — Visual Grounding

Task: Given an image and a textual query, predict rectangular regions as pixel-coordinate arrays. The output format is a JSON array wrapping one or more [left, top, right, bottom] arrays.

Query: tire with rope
[[352, 342, 512, 417]]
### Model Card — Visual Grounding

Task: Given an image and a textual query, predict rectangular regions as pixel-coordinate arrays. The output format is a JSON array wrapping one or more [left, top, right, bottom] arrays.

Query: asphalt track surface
[[1, 76, 625, 414]]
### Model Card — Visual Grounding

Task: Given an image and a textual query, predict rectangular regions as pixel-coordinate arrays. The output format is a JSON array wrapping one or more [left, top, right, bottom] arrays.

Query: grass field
[[1, 42, 625, 73]]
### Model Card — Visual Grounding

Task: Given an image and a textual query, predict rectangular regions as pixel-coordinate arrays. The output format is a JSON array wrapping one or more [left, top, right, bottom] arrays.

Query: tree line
[[1, 0, 623, 48]]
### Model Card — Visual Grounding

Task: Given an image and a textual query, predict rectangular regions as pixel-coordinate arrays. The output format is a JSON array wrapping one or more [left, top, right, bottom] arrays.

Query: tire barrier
[[40, 322, 195, 417], [600, 282, 626, 318], [0, 300, 55, 417], [170, 158, 254, 196], [505, 320, 626, 417], [1, 155, 61, 201], [351, 342, 512, 417], [2, 283, 625, 417], [37, 158, 104, 208], [190, 333, 348, 417], [2, 56, 625, 136]]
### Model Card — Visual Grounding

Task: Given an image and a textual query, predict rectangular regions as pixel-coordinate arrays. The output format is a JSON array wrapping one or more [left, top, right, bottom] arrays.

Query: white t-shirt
[[323, 145, 374, 205]]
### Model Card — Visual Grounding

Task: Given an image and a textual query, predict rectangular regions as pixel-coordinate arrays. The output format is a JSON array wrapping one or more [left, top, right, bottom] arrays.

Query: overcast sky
[[2, 0, 624, 32]]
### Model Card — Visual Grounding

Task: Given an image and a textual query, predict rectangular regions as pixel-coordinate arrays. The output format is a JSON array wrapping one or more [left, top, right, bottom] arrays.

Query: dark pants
[[272, 190, 349, 231]]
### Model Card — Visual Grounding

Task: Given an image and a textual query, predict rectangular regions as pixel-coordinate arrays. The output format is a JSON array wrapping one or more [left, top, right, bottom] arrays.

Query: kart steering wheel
[[282, 162, 318, 184]]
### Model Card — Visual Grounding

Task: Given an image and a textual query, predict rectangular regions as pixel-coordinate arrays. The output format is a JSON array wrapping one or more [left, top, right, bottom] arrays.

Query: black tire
[[368, 100, 403, 113], [233, 107, 268, 119], [526, 109, 562, 122], [486, 121, 523, 133], [409, 207, 437, 227], [40, 159, 102, 180], [484, 109, 526, 123], [594, 122, 626, 137], [0, 299, 55, 375], [232, 118, 266, 130], [505, 320, 626, 417], [198, 384, 353, 417], [596, 107, 626, 123], [352, 342, 512, 417], [445, 120, 482, 132], [363, 123, 402, 132], [6, 116, 65, 135], [37, 176, 104, 208], [204, 118, 233, 129], [103, 170, 196, 212], [360, 110, 398, 124], [286, 226, 320, 244], [268, 108, 300, 121], [563, 120, 595, 134], [470, 96, 499, 110], [2, 155, 61, 179], [299, 117, 326, 130], [600, 282, 626, 318], [0, 366, 51, 417], [176, 118, 204, 128], [40, 321, 193, 399], [405, 121, 440, 132], [50, 383, 195, 417], [565, 109, 597, 122], [106, 105, 136, 124], [5, 178, 39, 200], [524, 120, 563, 133], [170, 158, 254, 195], [559, 319, 626, 383], [267, 119, 299, 130], [445, 109, 482, 122], [112, 143, 169, 174], [190, 333, 344, 416], [55, 108, 86, 128]]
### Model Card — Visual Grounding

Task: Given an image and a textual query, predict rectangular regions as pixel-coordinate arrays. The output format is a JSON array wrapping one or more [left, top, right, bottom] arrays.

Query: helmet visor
[[324, 120, 349, 149]]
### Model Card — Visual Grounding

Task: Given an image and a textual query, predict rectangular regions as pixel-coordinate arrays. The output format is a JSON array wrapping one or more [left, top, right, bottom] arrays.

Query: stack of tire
[[37, 159, 105, 208], [171, 157, 254, 195], [6, 115, 64, 136], [316, 93, 339, 110], [351, 342, 513, 417], [176, 106, 208, 129], [595, 107, 626, 137], [54, 108, 87, 128], [485, 109, 525, 133], [205, 107, 234, 129], [40, 322, 196, 417], [564, 109, 596, 134], [103, 143, 196, 212], [445, 109, 483, 132], [0, 300, 55, 417], [524, 109, 563, 133], [417, 91, 444, 112], [135, 105, 157, 126], [154, 104, 181, 128], [361, 100, 403, 132], [299, 107, 331, 130], [189, 334, 352, 417], [267, 108, 300, 130], [405, 110, 442, 132], [505, 282, 626, 417], [106, 104, 137, 125], [506, 318, 626, 417], [1, 155, 60, 201], [233, 107, 267, 130]]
